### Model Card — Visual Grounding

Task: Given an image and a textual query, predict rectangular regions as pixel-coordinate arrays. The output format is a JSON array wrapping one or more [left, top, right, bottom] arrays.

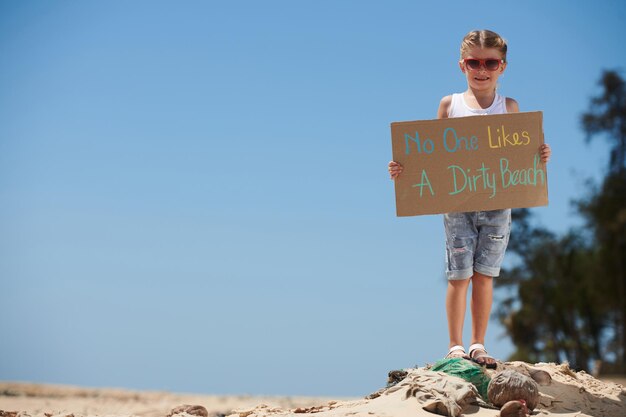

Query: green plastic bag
[[431, 357, 490, 399]]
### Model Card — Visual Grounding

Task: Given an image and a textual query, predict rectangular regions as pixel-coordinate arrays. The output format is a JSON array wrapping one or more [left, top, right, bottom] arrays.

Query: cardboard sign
[[390, 111, 548, 216]]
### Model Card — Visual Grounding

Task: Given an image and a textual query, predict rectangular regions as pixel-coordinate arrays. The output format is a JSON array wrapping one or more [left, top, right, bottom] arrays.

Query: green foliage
[[496, 70, 626, 374], [577, 170, 626, 372], [498, 218, 605, 370]]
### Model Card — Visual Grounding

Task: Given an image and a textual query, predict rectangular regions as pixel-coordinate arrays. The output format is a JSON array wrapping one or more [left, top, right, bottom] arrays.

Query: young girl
[[388, 30, 551, 368]]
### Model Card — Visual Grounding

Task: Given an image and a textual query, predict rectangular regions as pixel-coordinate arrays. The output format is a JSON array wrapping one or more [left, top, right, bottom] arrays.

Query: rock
[[499, 400, 529, 417], [488, 370, 539, 410], [167, 405, 209, 417]]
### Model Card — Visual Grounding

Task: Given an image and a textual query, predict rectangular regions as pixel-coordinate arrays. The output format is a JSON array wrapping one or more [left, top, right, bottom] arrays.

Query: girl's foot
[[469, 343, 497, 369], [445, 345, 469, 359]]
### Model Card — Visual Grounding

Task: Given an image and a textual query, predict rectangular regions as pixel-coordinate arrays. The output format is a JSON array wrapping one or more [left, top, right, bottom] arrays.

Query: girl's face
[[459, 47, 506, 92]]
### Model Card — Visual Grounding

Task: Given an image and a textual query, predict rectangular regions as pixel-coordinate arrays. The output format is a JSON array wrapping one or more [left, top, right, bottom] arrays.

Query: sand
[[1, 362, 624, 417]]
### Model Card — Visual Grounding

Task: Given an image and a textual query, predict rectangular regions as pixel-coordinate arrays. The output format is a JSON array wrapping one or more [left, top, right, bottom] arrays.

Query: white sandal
[[445, 345, 468, 359]]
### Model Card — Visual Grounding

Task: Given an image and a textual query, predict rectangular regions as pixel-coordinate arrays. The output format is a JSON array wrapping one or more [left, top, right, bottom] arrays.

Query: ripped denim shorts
[[443, 209, 511, 280]]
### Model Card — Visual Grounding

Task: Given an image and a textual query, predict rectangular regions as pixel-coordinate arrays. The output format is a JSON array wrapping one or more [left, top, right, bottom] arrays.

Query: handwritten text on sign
[[390, 112, 548, 216]]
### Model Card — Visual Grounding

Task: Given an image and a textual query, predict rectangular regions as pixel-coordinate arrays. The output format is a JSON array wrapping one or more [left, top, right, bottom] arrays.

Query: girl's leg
[[469, 272, 496, 366], [446, 277, 471, 349]]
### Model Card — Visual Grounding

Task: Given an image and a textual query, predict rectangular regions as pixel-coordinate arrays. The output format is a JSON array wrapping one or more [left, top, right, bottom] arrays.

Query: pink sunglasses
[[462, 58, 504, 71]]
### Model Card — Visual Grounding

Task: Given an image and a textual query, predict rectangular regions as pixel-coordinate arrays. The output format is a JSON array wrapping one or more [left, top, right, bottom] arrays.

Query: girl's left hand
[[540, 143, 551, 163]]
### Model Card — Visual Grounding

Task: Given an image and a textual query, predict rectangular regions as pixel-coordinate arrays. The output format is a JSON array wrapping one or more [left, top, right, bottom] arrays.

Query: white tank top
[[448, 92, 507, 117]]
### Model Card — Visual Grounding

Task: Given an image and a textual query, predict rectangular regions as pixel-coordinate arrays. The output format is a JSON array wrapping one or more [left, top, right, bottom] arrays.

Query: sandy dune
[[1, 362, 624, 417]]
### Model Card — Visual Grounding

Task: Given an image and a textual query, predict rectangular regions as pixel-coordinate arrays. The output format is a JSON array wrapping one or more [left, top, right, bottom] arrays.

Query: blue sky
[[1, 0, 625, 397]]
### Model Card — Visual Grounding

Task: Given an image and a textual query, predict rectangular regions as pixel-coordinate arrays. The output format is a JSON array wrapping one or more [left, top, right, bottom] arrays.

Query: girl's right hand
[[388, 161, 403, 179]]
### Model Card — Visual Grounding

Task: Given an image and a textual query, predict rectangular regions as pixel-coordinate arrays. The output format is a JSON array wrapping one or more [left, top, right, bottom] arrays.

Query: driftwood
[[488, 370, 539, 410]]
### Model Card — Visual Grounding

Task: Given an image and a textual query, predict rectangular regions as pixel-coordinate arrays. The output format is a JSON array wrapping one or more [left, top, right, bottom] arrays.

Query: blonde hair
[[460, 30, 508, 62]]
